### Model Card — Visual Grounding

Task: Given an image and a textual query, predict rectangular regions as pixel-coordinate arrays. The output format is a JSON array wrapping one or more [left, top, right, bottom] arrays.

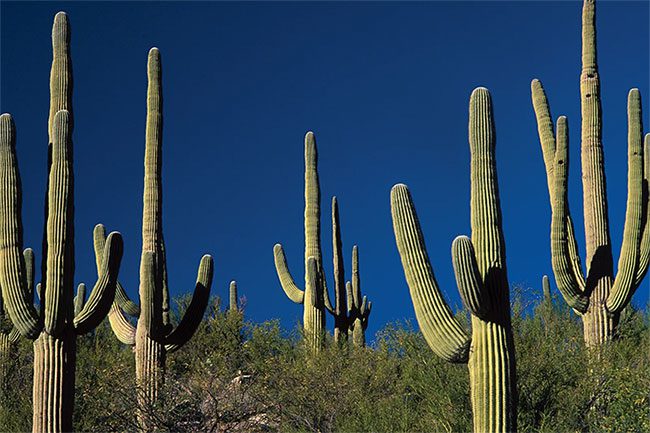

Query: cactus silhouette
[[0, 14, 125, 432], [93, 48, 214, 430], [531, 0, 649, 346], [391, 88, 517, 432]]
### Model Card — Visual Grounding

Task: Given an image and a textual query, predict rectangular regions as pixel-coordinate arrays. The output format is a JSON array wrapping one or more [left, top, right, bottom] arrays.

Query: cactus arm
[[23, 248, 34, 302], [0, 114, 41, 339], [273, 244, 305, 304], [451, 236, 485, 319], [391, 184, 471, 363], [634, 133, 650, 286], [164, 255, 213, 353], [606, 90, 644, 313], [73, 283, 86, 317], [345, 281, 353, 315], [94, 224, 140, 316], [8, 328, 20, 344], [74, 232, 124, 334], [532, 80, 587, 290], [351, 245, 361, 308], [108, 303, 136, 345], [551, 117, 589, 313], [159, 238, 171, 331], [229, 280, 238, 312], [542, 275, 551, 302], [48, 12, 73, 143]]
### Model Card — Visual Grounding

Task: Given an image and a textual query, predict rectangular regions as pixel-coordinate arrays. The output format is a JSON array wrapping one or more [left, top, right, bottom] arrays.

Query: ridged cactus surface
[[93, 47, 214, 430], [531, 0, 649, 346], [229, 280, 238, 312], [273, 132, 328, 350], [391, 88, 517, 432]]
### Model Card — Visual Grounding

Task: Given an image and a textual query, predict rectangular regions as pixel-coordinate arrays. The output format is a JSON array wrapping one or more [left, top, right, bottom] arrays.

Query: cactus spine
[[329, 198, 372, 345], [93, 47, 214, 429], [0, 14, 125, 433], [274, 132, 327, 351], [391, 88, 517, 432], [531, 0, 649, 346]]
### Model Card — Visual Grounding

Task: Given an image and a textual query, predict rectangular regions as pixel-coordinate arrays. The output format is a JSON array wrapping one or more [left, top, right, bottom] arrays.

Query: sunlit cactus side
[[93, 47, 214, 430], [542, 275, 551, 304], [273, 132, 327, 351], [531, 0, 649, 346], [229, 281, 238, 312], [391, 88, 517, 433], [0, 14, 125, 433]]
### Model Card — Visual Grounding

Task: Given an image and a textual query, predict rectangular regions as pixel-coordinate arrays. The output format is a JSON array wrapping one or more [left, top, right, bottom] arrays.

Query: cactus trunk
[[32, 332, 76, 433], [135, 329, 165, 429], [0, 334, 11, 392]]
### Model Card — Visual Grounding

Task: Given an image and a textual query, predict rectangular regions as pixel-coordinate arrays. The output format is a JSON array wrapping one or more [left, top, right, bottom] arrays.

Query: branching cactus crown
[[531, 0, 649, 346], [0, 12, 125, 433], [391, 88, 517, 433], [93, 47, 214, 429]]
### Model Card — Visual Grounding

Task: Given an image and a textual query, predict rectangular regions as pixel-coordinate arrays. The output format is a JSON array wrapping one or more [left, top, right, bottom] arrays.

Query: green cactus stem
[[273, 132, 328, 350], [348, 246, 371, 348], [391, 88, 517, 432], [0, 106, 123, 433], [229, 281, 238, 312], [93, 47, 213, 430], [531, 0, 648, 346]]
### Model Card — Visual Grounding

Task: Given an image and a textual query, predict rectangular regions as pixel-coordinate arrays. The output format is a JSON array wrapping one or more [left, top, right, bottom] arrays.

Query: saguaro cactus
[[0, 13, 125, 433], [328, 197, 372, 345], [229, 280, 238, 312], [93, 47, 214, 429], [531, 0, 649, 346], [391, 88, 517, 432], [273, 132, 327, 350]]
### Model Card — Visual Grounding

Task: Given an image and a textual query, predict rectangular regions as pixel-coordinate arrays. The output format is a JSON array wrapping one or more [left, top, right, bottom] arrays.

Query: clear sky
[[1, 1, 648, 342]]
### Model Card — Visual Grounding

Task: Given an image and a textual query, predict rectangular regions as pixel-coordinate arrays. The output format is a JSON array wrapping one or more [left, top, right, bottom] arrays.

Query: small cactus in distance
[[391, 88, 517, 432], [93, 47, 214, 430], [229, 280, 239, 312]]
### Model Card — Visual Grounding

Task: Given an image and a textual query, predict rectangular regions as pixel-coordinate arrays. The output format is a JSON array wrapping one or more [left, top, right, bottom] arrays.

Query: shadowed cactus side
[[328, 197, 372, 346], [93, 47, 214, 430], [0, 13, 125, 433], [391, 88, 517, 432], [273, 132, 327, 351], [531, 0, 649, 346]]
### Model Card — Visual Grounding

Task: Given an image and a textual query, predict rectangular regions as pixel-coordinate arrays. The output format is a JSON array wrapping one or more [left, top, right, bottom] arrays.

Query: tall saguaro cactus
[[531, 0, 649, 346], [391, 88, 517, 433], [94, 47, 214, 429], [273, 132, 327, 350], [328, 197, 372, 345], [0, 13, 124, 433]]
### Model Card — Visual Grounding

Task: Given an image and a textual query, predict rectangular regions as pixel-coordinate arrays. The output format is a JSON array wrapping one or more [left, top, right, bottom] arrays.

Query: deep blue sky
[[1, 1, 648, 342]]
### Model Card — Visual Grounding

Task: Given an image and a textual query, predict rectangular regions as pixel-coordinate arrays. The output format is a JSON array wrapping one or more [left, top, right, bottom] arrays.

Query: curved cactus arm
[[606, 89, 644, 313], [108, 303, 136, 345], [73, 283, 86, 317], [634, 133, 650, 287], [273, 244, 305, 304], [532, 80, 587, 289], [74, 232, 124, 334], [451, 236, 485, 319], [164, 254, 213, 353], [44, 109, 74, 336], [93, 224, 140, 317], [391, 184, 471, 363], [8, 327, 20, 343], [35, 283, 42, 302], [551, 117, 589, 313], [229, 280, 238, 312], [0, 114, 41, 339]]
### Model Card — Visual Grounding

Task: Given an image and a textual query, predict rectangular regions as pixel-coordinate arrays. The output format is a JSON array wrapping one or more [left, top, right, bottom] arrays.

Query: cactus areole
[[391, 88, 517, 432]]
